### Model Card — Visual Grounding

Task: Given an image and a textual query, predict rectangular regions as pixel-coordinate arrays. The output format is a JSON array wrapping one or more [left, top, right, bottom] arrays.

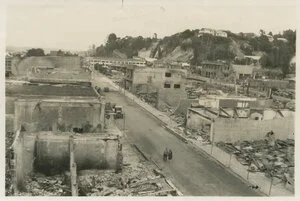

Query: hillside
[[94, 29, 296, 75]]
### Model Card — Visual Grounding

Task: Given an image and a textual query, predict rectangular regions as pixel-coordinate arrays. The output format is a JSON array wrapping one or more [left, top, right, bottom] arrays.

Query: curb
[[132, 144, 149, 161], [188, 140, 267, 196], [164, 126, 188, 143], [165, 179, 184, 196]]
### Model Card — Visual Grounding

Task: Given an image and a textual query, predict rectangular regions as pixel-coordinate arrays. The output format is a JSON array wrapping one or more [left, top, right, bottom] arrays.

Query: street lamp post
[[123, 113, 126, 131]]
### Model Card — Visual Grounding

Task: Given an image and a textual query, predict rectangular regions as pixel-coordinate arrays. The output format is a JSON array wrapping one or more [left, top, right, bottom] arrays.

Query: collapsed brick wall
[[213, 117, 294, 143]]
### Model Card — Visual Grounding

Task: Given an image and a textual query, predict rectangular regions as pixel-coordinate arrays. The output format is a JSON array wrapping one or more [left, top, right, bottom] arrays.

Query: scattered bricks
[[18, 174, 70, 196], [216, 138, 294, 186]]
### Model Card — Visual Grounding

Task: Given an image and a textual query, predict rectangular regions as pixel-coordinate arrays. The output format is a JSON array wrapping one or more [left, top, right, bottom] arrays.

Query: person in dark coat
[[168, 149, 173, 160]]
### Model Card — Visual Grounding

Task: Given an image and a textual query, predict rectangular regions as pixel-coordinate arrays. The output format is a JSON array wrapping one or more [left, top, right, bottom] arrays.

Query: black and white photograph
[[1, 0, 297, 197]]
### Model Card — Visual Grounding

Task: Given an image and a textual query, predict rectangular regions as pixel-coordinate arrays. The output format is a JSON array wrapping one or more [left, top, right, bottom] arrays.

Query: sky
[[5, 0, 298, 51]]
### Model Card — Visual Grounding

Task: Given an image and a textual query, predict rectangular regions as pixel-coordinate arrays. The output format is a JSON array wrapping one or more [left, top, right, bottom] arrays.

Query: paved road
[[104, 91, 259, 196]]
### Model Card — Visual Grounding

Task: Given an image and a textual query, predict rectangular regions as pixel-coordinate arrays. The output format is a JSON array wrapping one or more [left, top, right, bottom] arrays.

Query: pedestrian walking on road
[[163, 148, 168, 161], [168, 149, 173, 160]]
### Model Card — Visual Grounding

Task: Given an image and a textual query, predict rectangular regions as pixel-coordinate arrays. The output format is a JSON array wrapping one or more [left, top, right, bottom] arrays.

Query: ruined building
[[124, 66, 187, 108], [6, 81, 122, 195], [186, 95, 294, 143]]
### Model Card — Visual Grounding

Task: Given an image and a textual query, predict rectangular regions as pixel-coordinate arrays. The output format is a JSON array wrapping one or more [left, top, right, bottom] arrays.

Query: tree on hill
[[107, 33, 117, 43], [180, 29, 195, 39], [26, 48, 45, 57], [57, 49, 64, 56], [95, 33, 154, 58]]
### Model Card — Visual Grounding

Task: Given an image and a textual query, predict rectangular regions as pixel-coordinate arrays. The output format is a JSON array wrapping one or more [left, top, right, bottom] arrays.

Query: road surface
[[104, 91, 259, 196]]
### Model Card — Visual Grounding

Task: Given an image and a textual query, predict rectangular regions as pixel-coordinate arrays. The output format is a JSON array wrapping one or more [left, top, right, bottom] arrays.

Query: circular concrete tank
[[34, 135, 119, 175]]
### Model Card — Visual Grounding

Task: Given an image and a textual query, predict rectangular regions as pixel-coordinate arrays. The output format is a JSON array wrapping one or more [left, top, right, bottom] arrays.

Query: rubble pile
[[186, 88, 197, 99], [5, 132, 15, 196], [75, 144, 177, 196], [272, 89, 295, 99], [272, 99, 285, 109], [209, 83, 235, 94], [216, 138, 294, 184], [158, 102, 174, 114], [285, 101, 295, 111], [185, 129, 210, 143], [138, 93, 158, 107], [170, 114, 185, 125], [18, 173, 70, 196], [78, 170, 168, 196]]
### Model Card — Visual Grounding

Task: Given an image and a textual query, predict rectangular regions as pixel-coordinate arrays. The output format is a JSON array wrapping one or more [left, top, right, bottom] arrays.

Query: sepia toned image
[[4, 0, 296, 197]]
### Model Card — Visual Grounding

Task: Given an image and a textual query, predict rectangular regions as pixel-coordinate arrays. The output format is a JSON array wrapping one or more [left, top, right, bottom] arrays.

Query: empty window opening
[[165, 72, 171, 77], [174, 84, 181, 88], [164, 83, 171, 88]]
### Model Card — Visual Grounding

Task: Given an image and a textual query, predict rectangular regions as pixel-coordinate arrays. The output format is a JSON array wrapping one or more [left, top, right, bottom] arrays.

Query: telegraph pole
[[234, 75, 238, 96]]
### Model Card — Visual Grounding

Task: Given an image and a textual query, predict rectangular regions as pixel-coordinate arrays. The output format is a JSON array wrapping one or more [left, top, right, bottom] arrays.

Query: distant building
[[277, 38, 288, 43], [5, 56, 21, 76], [124, 66, 187, 107], [50, 51, 58, 56], [215, 30, 228, 38], [113, 50, 128, 59], [288, 55, 296, 76], [198, 28, 215, 36], [234, 55, 262, 66], [243, 55, 262, 66], [197, 95, 257, 109], [88, 57, 146, 67], [241, 32, 257, 39], [198, 28, 227, 38], [77, 51, 88, 57], [199, 61, 231, 79], [181, 62, 190, 68], [5, 56, 13, 74], [232, 64, 255, 80], [266, 34, 274, 42]]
